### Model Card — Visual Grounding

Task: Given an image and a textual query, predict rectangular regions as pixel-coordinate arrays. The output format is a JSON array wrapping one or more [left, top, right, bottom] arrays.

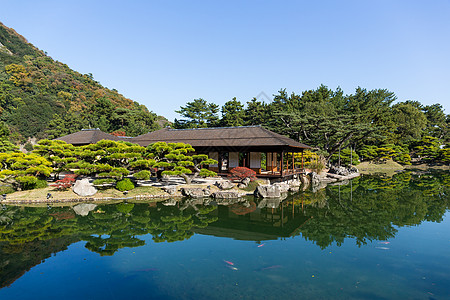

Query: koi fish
[[378, 241, 390, 244], [224, 260, 234, 266], [257, 243, 265, 248], [375, 247, 389, 250], [226, 265, 238, 271], [259, 265, 282, 271]]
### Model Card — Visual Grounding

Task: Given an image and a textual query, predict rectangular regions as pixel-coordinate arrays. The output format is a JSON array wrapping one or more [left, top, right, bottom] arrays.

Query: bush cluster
[[116, 178, 135, 192]]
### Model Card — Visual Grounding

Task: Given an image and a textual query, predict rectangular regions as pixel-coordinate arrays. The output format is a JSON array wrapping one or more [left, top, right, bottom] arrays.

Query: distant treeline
[[174, 86, 449, 164]]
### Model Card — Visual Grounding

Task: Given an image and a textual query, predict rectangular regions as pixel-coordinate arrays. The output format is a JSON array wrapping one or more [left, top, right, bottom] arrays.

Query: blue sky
[[1, 0, 449, 120]]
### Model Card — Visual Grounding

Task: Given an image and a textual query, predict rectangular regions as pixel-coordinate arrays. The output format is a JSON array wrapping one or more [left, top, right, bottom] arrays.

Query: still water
[[0, 171, 449, 299]]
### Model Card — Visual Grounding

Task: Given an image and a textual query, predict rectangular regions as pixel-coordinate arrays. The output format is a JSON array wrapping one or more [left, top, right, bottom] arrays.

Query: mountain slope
[[0, 21, 164, 141]]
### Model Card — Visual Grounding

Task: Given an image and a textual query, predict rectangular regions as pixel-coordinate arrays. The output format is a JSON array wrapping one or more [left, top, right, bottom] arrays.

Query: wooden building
[[131, 126, 312, 178], [55, 126, 312, 179], [55, 128, 130, 146]]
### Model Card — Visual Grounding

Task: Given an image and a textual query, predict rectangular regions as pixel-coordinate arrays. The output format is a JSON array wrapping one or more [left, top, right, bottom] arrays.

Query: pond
[[0, 171, 449, 299]]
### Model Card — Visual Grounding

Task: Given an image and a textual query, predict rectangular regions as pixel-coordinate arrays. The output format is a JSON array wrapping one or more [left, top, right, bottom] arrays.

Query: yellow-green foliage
[[294, 150, 325, 172], [116, 178, 135, 192], [359, 144, 411, 165], [0, 152, 52, 190]]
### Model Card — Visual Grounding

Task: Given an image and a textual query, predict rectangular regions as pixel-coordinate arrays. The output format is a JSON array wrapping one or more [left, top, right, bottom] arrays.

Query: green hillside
[[0, 21, 163, 142]]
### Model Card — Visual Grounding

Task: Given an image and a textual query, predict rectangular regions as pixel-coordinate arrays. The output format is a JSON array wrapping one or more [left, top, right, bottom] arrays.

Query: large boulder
[[329, 166, 350, 176], [273, 182, 289, 193], [213, 190, 242, 199], [215, 180, 235, 190], [309, 172, 321, 187], [254, 185, 281, 198], [300, 175, 310, 188], [73, 203, 97, 216], [289, 186, 300, 193], [180, 187, 211, 198], [73, 178, 97, 197]]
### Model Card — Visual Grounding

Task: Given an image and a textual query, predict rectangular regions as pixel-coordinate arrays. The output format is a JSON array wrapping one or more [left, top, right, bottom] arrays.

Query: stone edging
[[1, 193, 183, 205]]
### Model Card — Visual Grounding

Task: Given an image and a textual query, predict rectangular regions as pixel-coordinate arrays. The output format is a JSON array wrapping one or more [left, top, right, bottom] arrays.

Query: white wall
[[229, 152, 239, 168], [249, 152, 261, 168]]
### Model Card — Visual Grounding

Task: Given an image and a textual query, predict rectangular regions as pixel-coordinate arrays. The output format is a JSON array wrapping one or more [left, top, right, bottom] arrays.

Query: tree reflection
[[0, 171, 448, 287]]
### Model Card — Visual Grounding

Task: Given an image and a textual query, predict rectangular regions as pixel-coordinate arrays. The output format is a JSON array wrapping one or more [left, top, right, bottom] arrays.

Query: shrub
[[133, 170, 151, 180], [35, 179, 48, 189], [0, 184, 15, 194], [15, 175, 38, 190], [51, 174, 77, 190], [93, 178, 116, 186], [228, 167, 257, 182], [116, 178, 135, 191]]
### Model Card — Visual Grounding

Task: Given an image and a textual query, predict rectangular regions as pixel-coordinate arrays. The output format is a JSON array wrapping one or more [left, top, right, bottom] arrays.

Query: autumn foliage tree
[[228, 167, 257, 182]]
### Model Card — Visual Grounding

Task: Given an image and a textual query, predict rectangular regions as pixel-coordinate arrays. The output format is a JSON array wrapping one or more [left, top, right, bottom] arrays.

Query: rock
[[180, 187, 211, 198], [213, 190, 242, 199], [329, 166, 350, 176], [273, 182, 289, 193], [289, 179, 301, 187], [73, 203, 97, 216], [215, 180, 235, 190], [300, 175, 310, 187], [73, 178, 97, 197], [254, 185, 281, 198], [241, 177, 251, 186], [162, 185, 177, 194], [237, 177, 251, 189], [309, 172, 321, 187], [349, 166, 359, 173], [289, 186, 300, 192]]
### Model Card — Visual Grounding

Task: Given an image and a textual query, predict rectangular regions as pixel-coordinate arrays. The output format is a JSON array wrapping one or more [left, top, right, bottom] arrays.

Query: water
[[0, 171, 449, 299]]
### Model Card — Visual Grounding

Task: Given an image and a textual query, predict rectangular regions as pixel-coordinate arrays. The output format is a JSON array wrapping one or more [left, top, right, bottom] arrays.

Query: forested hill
[[0, 21, 164, 143]]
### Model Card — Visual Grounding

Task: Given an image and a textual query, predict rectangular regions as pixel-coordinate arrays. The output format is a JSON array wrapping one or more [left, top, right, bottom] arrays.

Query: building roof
[[55, 129, 127, 145], [130, 126, 312, 151]]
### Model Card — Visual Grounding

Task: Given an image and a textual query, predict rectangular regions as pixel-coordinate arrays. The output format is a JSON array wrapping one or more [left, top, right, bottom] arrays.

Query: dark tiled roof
[[130, 126, 312, 150], [55, 129, 126, 145]]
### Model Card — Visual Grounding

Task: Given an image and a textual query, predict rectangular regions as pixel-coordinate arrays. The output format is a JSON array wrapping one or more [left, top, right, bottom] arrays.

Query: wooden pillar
[[266, 152, 268, 173], [301, 150, 304, 170], [292, 152, 294, 173], [280, 151, 284, 176]]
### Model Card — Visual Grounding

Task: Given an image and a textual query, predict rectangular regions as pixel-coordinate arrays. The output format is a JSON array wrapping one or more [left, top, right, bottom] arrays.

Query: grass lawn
[[6, 184, 166, 202], [357, 159, 404, 176]]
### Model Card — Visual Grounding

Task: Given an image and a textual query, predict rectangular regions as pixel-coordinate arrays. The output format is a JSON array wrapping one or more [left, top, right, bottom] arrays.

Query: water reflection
[[0, 171, 448, 289]]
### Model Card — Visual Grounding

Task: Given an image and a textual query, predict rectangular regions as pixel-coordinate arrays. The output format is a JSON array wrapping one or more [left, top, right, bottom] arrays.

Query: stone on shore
[[273, 182, 290, 193], [215, 180, 235, 190], [180, 187, 211, 198], [310, 172, 321, 187], [73, 178, 97, 197], [254, 185, 281, 198]]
